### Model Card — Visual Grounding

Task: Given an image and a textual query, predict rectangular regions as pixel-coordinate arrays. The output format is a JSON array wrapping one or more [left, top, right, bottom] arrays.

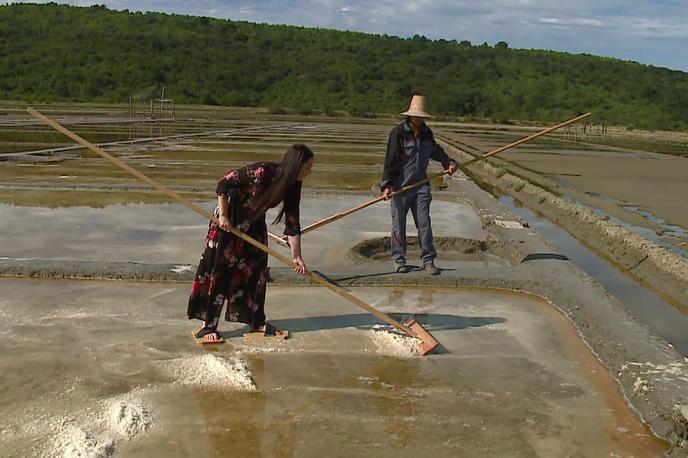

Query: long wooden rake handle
[[267, 174, 450, 247], [267, 171, 449, 247], [460, 112, 591, 167], [296, 171, 449, 238], [27, 108, 416, 337], [271, 112, 591, 244]]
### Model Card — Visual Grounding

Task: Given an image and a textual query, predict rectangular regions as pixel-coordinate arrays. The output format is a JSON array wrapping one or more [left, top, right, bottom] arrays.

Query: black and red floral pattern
[[186, 162, 301, 329]]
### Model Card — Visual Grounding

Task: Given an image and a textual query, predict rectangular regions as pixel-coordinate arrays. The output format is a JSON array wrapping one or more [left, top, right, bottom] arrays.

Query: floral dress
[[186, 162, 301, 329]]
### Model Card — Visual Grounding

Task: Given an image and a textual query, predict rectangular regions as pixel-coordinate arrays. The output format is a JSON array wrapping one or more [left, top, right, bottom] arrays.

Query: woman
[[187, 144, 315, 344]]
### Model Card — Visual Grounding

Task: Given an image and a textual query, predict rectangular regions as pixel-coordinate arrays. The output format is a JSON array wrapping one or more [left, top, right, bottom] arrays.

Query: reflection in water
[[420, 289, 435, 311], [192, 356, 276, 457], [194, 387, 267, 456], [387, 289, 405, 309], [189, 350, 443, 456], [251, 356, 299, 456], [386, 288, 434, 313], [368, 357, 425, 448]]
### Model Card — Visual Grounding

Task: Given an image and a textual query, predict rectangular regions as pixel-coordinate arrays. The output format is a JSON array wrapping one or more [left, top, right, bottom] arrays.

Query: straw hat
[[400, 94, 432, 118]]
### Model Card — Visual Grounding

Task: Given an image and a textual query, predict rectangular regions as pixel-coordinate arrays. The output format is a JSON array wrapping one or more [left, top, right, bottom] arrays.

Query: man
[[381, 94, 458, 275]]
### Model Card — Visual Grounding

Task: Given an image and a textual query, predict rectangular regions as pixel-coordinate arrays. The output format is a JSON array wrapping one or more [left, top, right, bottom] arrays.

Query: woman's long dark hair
[[249, 144, 314, 223]]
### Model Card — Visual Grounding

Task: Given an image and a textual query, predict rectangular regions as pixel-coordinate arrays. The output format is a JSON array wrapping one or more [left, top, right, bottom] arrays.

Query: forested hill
[[1, 3, 687, 129]]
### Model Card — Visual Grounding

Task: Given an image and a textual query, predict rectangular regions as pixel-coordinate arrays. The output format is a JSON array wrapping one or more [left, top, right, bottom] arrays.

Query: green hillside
[[1, 3, 687, 129]]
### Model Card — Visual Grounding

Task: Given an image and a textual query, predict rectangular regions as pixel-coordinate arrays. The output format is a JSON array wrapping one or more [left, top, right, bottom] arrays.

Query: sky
[[9, 0, 688, 72]]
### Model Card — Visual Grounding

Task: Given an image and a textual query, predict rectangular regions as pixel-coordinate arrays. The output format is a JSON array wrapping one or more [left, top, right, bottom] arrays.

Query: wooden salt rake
[[267, 112, 591, 247], [28, 108, 440, 355]]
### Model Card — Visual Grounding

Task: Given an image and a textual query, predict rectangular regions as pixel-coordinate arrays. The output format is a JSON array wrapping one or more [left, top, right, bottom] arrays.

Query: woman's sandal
[[191, 325, 225, 345], [243, 322, 289, 340]]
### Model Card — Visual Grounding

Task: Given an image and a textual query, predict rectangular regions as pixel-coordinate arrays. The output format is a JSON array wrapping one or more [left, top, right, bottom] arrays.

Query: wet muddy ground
[[0, 280, 668, 457]]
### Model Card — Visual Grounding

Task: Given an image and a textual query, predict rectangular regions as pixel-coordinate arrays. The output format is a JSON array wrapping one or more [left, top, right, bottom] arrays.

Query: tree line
[[1, 3, 687, 130]]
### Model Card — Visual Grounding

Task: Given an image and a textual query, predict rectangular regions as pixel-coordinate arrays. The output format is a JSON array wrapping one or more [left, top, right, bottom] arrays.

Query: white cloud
[[536, 17, 606, 28]]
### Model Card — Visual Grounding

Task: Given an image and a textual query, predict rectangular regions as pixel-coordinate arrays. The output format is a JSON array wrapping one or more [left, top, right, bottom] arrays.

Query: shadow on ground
[[263, 313, 505, 334]]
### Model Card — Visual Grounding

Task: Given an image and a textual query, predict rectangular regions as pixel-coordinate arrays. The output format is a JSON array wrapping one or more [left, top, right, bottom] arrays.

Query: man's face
[[409, 116, 425, 129]]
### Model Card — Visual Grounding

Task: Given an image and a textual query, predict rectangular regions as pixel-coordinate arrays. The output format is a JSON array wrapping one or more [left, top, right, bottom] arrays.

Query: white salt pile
[[160, 353, 256, 391], [357, 375, 378, 385], [369, 324, 421, 357], [15, 390, 155, 458], [39, 391, 155, 458], [105, 395, 153, 440], [56, 425, 116, 458], [171, 265, 193, 274], [235, 345, 287, 356]]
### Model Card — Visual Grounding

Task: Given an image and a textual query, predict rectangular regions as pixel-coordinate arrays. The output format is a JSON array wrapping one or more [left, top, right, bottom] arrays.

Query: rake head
[[404, 318, 439, 355]]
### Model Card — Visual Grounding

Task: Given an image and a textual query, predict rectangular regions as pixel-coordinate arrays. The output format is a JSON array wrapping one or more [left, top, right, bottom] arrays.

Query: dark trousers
[[390, 185, 436, 265]]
